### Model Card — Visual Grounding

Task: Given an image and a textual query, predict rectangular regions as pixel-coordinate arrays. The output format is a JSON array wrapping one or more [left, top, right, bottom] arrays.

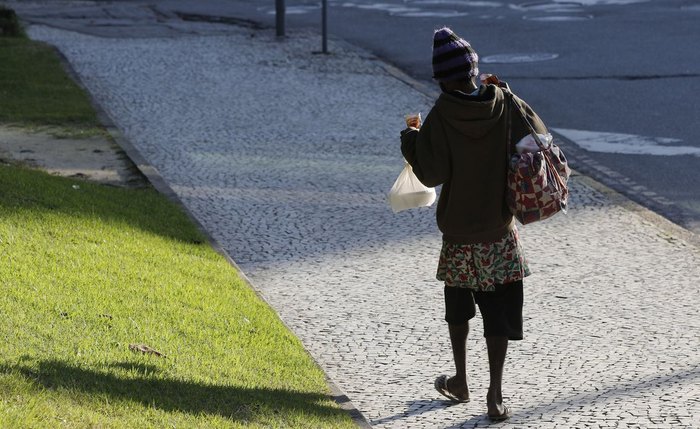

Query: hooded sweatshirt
[[401, 84, 547, 245]]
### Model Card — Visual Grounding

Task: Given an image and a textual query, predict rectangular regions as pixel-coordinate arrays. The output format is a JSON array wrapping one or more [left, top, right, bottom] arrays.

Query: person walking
[[400, 27, 549, 421]]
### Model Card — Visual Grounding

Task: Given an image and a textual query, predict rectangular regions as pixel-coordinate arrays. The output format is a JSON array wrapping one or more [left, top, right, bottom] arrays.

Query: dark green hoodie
[[401, 84, 547, 244]]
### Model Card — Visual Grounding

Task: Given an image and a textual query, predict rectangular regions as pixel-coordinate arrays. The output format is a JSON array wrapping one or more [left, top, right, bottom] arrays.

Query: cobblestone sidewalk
[[27, 22, 699, 428]]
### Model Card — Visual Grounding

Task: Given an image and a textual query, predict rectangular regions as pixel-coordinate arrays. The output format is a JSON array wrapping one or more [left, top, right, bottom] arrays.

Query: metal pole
[[322, 0, 328, 53], [276, 0, 285, 38]]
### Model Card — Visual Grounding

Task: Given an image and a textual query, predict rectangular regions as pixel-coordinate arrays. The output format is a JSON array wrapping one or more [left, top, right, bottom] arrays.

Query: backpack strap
[[500, 83, 548, 151], [499, 83, 515, 165]]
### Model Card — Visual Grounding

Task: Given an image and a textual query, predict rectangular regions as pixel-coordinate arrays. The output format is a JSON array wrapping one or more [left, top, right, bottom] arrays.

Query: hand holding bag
[[387, 161, 437, 213], [503, 87, 570, 224]]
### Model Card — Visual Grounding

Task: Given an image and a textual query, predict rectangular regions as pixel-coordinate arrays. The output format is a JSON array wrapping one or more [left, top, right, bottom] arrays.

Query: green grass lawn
[[0, 35, 103, 137], [0, 18, 355, 429], [0, 165, 355, 428]]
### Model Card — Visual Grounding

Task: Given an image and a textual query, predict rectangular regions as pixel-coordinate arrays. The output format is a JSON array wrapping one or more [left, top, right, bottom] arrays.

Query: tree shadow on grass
[[105, 361, 162, 374], [0, 164, 204, 244], [1, 359, 348, 423]]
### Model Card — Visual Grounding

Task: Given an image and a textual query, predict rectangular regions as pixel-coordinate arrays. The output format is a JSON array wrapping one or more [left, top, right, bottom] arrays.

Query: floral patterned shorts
[[436, 227, 530, 292]]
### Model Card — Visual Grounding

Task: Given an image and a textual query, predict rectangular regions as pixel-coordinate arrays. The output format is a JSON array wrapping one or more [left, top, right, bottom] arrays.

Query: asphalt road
[[10, 0, 700, 234]]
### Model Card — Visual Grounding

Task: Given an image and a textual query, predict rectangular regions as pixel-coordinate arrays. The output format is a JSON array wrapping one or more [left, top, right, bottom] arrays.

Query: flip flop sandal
[[434, 375, 469, 403], [488, 405, 512, 422]]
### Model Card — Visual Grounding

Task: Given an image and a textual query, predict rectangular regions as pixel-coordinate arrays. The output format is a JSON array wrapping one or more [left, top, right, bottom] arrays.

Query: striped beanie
[[432, 27, 479, 82]]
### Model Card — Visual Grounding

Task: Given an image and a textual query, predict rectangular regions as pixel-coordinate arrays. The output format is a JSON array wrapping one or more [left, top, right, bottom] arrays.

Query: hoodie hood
[[434, 84, 505, 139]]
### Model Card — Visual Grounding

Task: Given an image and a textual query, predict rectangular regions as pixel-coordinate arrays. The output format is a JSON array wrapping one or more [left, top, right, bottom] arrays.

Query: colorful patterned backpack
[[502, 86, 570, 224]]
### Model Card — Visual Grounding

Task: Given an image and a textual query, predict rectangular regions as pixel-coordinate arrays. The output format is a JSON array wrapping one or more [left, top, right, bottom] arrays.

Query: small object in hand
[[404, 112, 422, 129], [480, 73, 500, 85], [129, 343, 166, 358]]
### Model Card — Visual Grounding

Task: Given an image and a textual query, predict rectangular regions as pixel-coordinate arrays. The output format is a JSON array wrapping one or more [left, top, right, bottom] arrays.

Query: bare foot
[[446, 376, 470, 401], [486, 389, 509, 420], [435, 375, 470, 403]]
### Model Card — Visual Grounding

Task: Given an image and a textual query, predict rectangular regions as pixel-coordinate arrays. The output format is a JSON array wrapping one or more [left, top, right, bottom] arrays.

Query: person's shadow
[[2, 359, 349, 423], [371, 365, 700, 428], [370, 398, 493, 427]]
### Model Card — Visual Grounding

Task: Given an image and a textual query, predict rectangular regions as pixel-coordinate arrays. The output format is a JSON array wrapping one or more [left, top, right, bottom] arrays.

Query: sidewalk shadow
[[369, 398, 463, 426], [368, 365, 700, 428], [1, 359, 347, 422], [515, 365, 700, 417], [444, 365, 700, 428]]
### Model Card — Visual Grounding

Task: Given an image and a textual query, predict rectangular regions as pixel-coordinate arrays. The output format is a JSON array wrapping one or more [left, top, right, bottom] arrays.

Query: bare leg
[[446, 321, 470, 399], [485, 336, 508, 417]]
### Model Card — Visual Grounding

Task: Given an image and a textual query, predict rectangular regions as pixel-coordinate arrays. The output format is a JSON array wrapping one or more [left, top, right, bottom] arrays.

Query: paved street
[[17, 5, 700, 428]]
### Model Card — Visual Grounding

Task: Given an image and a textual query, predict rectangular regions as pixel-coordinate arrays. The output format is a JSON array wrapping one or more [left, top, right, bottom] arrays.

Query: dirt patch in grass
[[0, 125, 147, 187]]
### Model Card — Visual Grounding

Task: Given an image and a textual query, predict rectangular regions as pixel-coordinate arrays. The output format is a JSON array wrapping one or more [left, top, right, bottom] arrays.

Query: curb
[[41, 26, 373, 429], [574, 174, 700, 249]]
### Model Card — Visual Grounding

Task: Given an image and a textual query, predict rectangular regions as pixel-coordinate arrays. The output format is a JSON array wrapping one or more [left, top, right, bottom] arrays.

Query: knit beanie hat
[[432, 27, 479, 82]]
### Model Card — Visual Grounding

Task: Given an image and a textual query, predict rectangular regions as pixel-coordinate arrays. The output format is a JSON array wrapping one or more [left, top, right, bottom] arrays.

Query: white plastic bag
[[515, 133, 552, 154], [387, 162, 436, 213]]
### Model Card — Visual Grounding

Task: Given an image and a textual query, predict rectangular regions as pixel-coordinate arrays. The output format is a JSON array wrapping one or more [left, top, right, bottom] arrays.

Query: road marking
[[393, 11, 468, 17], [555, 0, 648, 4], [341, 3, 420, 14], [524, 14, 593, 20], [553, 128, 700, 157], [268, 0, 652, 18], [341, 1, 487, 18], [481, 53, 559, 63], [264, 5, 320, 15], [413, 0, 503, 6]]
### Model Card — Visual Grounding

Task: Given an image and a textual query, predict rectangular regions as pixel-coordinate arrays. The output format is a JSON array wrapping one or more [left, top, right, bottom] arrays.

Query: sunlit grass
[[0, 165, 354, 428]]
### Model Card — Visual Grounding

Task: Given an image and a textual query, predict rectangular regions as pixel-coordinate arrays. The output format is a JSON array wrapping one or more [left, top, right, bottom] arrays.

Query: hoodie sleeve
[[400, 111, 450, 188]]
